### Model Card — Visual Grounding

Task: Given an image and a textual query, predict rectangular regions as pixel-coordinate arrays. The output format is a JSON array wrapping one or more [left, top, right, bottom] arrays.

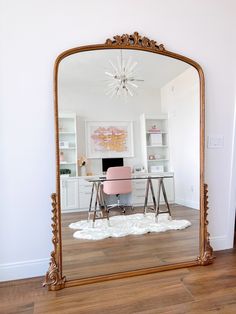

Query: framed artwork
[[86, 121, 134, 158]]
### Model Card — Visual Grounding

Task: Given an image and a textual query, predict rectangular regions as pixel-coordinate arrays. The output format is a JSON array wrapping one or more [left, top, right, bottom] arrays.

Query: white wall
[[161, 68, 200, 209], [1, 0, 236, 281]]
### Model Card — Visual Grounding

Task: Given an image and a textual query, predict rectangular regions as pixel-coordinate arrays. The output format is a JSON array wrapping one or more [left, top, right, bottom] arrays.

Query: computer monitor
[[102, 158, 124, 173]]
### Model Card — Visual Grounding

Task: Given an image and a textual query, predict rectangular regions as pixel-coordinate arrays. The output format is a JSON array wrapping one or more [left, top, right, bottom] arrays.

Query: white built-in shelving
[[59, 112, 78, 177], [140, 113, 170, 173]]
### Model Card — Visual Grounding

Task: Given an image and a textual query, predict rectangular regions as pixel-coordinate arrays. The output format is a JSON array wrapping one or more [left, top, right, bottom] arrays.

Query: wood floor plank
[[62, 205, 200, 280], [1, 248, 236, 313]]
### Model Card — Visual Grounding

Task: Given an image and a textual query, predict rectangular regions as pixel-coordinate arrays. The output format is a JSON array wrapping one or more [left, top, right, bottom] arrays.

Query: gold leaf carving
[[105, 32, 165, 51], [121, 34, 130, 45], [197, 184, 214, 265], [113, 35, 122, 45], [43, 193, 65, 290], [132, 32, 142, 45], [141, 36, 149, 47]]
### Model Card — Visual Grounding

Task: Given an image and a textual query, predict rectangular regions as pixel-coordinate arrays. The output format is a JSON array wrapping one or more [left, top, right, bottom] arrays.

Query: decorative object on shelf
[[78, 156, 87, 176], [80, 166, 86, 176], [149, 154, 156, 160], [149, 133, 162, 145], [78, 156, 87, 167], [86, 172, 93, 176], [133, 164, 145, 173], [149, 125, 161, 133], [60, 169, 71, 177], [58, 120, 64, 132], [150, 165, 164, 173], [60, 152, 65, 162], [59, 141, 69, 148], [105, 49, 144, 98], [86, 121, 134, 158]]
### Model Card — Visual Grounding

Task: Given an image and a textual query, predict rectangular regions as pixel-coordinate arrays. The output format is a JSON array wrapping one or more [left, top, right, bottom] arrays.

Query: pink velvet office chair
[[103, 166, 132, 214]]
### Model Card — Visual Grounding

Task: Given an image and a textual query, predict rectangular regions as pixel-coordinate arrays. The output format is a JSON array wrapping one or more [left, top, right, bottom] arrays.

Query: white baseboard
[[210, 235, 233, 251], [0, 258, 49, 282], [175, 198, 199, 209]]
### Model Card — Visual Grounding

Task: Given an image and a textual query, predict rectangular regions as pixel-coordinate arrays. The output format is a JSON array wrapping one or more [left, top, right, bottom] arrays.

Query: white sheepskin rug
[[69, 213, 191, 241]]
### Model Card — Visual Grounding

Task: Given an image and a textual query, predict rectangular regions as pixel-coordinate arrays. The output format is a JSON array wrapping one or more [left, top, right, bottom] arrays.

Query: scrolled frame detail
[[105, 31, 165, 51]]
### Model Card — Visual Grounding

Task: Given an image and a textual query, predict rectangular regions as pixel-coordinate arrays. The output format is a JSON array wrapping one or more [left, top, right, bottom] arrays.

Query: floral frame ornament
[[86, 121, 134, 158]]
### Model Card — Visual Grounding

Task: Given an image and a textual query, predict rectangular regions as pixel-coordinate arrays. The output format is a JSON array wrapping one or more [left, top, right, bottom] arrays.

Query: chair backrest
[[103, 166, 132, 195]]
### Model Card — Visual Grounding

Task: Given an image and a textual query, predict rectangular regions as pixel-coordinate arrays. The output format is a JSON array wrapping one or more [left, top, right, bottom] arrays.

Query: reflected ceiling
[[59, 50, 190, 90]]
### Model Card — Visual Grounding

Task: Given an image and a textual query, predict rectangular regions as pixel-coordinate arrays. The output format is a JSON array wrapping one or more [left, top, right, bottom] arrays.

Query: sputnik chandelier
[[105, 50, 144, 98]]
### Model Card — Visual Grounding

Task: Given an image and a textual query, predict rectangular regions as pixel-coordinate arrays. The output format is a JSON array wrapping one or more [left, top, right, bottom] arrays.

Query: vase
[[80, 166, 87, 176]]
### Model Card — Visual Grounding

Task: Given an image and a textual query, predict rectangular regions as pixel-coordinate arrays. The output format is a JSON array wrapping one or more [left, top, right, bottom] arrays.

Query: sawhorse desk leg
[[155, 178, 172, 221], [87, 182, 110, 228], [143, 177, 172, 221]]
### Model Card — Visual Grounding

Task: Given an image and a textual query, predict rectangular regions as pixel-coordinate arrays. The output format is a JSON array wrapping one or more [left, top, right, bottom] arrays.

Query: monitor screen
[[102, 158, 124, 173]]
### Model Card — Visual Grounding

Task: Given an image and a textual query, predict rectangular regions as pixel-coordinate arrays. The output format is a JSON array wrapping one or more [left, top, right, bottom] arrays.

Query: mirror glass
[[58, 49, 200, 281]]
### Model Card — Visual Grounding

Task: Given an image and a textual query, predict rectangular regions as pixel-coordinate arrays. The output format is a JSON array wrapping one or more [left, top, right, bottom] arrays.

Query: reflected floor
[[62, 205, 199, 281]]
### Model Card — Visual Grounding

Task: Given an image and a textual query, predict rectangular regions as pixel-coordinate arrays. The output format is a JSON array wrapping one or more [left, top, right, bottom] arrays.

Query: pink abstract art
[[91, 126, 128, 152]]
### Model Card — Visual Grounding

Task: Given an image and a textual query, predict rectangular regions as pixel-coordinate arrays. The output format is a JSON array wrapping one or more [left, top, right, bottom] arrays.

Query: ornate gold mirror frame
[[44, 32, 214, 291]]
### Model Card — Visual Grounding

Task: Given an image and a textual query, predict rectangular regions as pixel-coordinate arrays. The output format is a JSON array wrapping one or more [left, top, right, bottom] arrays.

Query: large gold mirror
[[44, 32, 214, 290]]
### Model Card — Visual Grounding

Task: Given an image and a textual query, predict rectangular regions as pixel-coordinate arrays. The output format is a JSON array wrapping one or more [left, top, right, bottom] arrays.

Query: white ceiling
[[59, 49, 191, 90]]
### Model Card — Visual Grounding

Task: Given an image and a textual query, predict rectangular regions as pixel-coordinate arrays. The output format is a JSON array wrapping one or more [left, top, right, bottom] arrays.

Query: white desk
[[60, 172, 174, 213]]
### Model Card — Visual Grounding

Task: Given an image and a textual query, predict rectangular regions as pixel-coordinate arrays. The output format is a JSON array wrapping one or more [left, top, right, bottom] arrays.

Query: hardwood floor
[[62, 205, 199, 280], [1, 249, 236, 313]]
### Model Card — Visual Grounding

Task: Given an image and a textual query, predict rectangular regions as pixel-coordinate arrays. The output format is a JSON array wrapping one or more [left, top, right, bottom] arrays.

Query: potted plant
[[60, 168, 71, 177]]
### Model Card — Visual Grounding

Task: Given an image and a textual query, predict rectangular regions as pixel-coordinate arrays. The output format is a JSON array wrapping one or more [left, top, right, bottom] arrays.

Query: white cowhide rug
[[69, 213, 191, 241]]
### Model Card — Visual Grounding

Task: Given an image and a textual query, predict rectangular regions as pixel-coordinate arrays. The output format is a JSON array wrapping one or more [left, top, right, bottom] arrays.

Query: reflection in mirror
[[58, 49, 200, 281]]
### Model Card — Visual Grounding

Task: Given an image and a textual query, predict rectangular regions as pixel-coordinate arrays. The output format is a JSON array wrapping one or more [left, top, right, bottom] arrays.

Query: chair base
[[106, 203, 134, 214]]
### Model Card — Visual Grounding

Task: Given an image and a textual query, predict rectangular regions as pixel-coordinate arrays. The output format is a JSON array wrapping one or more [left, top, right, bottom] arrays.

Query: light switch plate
[[207, 135, 224, 148]]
